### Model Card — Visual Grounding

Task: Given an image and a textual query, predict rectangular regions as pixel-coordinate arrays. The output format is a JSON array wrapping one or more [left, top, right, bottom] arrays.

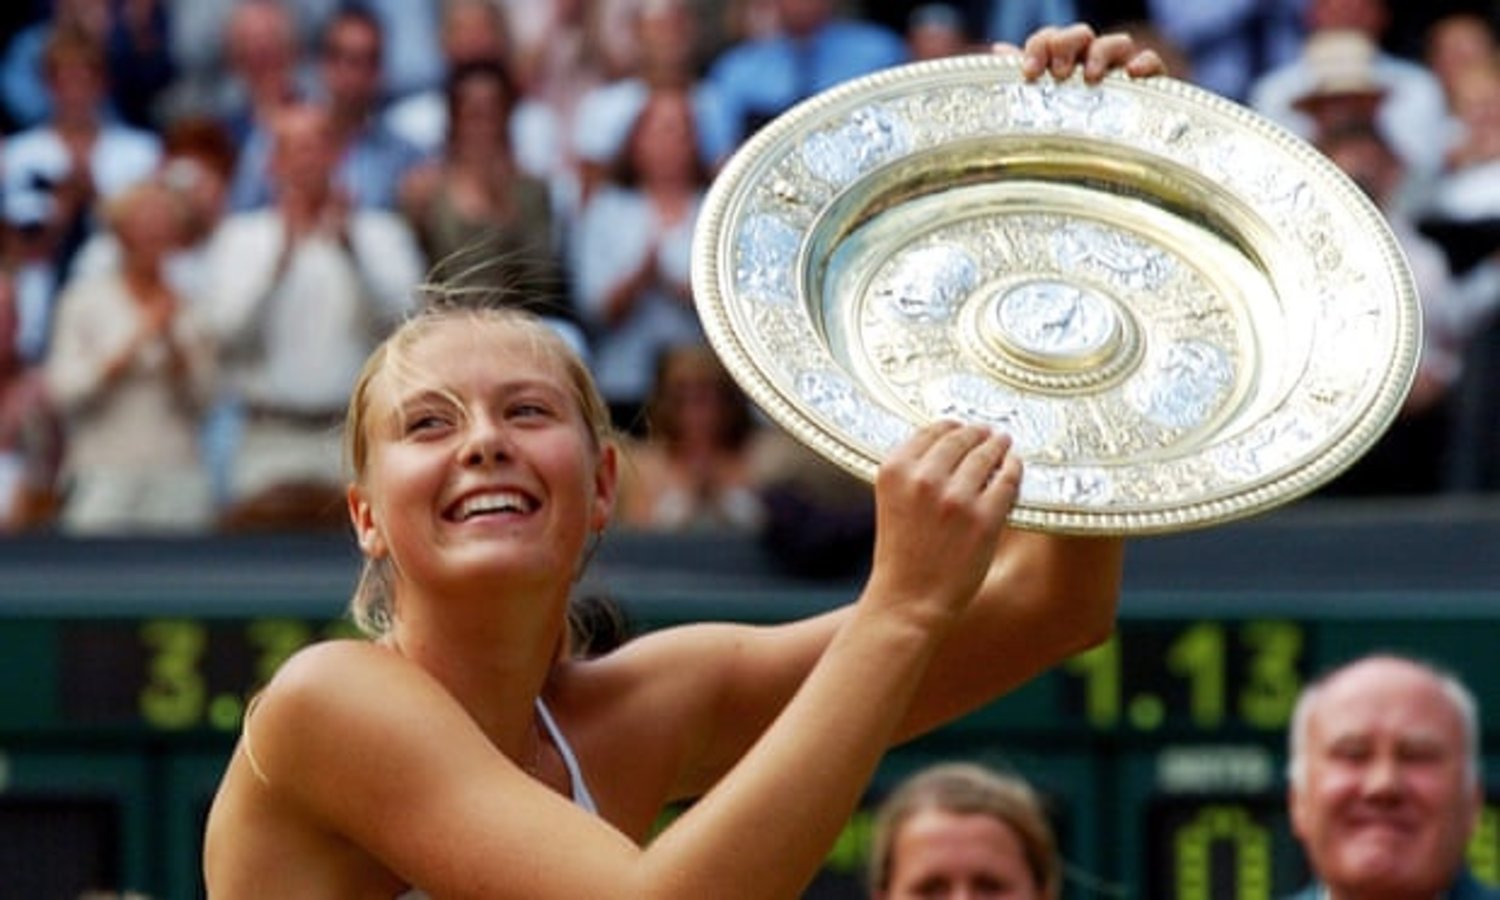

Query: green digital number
[[1065, 621, 1305, 732], [139, 619, 207, 730], [1167, 623, 1226, 728], [1468, 804, 1500, 886], [1173, 805, 1272, 900], [1063, 635, 1121, 728], [247, 619, 312, 687], [1239, 621, 1304, 730]]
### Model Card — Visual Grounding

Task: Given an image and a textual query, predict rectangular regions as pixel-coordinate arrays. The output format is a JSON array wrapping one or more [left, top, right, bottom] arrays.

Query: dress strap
[[534, 698, 599, 815], [394, 701, 594, 900], [241, 692, 272, 787]]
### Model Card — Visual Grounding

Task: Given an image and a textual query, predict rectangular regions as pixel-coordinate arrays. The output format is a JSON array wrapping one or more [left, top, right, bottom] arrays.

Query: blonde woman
[[204, 27, 1157, 899]]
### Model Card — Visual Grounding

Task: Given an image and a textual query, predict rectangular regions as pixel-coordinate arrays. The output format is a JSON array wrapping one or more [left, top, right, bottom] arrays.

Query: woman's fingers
[[1125, 47, 1167, 79], [1081, 31, 1137, 82], [921, 421, 994, 481], [946, 429, 1022, 525], [870, 422, 1020, 617], [950, 428, 1012, 495], [886, 419, 962, 472], [1020, 23, 1097, 80], [886, 422, 1019, 519], [1010, 23, 1165, 83], [980, 449, 1024, 520]]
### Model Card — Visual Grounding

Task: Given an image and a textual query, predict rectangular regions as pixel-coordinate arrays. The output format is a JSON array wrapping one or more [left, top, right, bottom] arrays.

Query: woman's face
[[453, 74, 511, 148], [659, 354, 732, 443], [630, 92, 699, 185], [1452, 67, 1500, 139], [350, 320, 616, 598], [47, 55, 105, 119], [116, 188, 183, 268], [881, 809, 1045, 900], [1428, 18, 1495, 89], [270, 107, 339, 199], [162, 156, 229, 237]]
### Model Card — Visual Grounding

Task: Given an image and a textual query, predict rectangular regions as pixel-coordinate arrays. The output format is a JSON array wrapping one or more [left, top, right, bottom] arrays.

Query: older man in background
[[202, 102, 421, 529], [1283, 654, 1500, 900]]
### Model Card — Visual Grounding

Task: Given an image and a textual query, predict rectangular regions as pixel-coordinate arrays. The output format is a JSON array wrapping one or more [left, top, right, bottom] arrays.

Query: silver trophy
[[691, 55, 1420, 534]]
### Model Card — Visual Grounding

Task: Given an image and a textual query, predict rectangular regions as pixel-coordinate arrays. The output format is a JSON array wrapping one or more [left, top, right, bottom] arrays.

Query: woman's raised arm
[[226, 422, 1018, 900]]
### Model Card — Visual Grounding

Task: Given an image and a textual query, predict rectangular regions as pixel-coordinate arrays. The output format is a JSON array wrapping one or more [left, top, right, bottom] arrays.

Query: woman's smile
[[444, 487, 539, 523]]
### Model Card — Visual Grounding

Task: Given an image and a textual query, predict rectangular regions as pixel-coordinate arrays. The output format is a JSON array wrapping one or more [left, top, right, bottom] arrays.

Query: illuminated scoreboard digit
[[55, 618, 363, 732], [1147, 793, 1305, 899], [1058, 620, 1305, 733], [1175, 805, 1270, 898], [1472, 803, 1500, 885], [1103, 745, 1300, 900]]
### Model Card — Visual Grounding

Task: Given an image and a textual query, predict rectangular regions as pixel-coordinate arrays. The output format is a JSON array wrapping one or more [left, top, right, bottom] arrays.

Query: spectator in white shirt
[[202, 102, 423, 528]]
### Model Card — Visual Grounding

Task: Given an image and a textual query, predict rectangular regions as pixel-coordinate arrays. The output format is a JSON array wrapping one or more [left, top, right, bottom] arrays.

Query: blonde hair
[[103, 178, 190, 241], [343, 302, 614, 636], [868, 763, 1061, 899]]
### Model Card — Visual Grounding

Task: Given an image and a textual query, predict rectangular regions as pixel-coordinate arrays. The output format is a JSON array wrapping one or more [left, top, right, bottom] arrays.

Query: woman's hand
[[864, 421, 1022, 631], [999, 22, 1165, 84]]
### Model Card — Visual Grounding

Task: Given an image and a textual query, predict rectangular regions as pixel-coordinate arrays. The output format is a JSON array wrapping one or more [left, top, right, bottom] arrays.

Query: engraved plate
[[692, 55, 1421, 534]]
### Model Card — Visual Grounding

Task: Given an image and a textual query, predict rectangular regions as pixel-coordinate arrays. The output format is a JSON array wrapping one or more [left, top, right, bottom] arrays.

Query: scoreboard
[[2, 507, 1499, 900]]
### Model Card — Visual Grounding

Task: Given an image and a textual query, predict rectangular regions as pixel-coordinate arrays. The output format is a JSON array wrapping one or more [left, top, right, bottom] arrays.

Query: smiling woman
[[199, 299, 1121, 899], [340, 306, 614, 636], [200, 23, 1145, 900]]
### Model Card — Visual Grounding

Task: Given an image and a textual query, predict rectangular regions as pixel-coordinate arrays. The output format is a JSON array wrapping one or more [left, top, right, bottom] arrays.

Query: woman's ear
[[591, 443, 620, 531], [347, 484, 388, 558]]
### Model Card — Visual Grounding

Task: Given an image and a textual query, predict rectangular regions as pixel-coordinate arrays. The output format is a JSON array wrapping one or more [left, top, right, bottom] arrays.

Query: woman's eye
[[406, 413, 450, 433], [510, 401, 552, 419]]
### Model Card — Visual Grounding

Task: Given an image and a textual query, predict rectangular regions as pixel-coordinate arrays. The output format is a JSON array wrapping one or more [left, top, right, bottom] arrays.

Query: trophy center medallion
[[955, 273, 1141, 395], [989, 279, 1121, 368]]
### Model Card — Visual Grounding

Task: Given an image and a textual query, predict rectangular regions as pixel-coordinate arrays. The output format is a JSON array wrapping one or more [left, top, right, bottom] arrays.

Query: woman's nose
[[461, 416, 511, 465]]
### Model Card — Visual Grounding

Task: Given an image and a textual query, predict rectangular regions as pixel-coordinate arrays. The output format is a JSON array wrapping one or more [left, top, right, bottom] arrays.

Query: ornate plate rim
[[691, 54, 1422, 535]]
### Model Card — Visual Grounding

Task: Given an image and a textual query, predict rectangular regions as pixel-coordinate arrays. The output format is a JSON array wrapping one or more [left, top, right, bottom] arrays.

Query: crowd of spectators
[[2, 0, 1500, 537]]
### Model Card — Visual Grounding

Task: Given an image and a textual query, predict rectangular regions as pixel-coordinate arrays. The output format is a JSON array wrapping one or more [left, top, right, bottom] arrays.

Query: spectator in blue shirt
[[227, 5, 425, 211], [707, 0, 908, 144]]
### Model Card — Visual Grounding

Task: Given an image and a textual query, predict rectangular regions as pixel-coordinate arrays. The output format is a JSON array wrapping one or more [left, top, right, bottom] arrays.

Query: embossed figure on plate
[[875, 244, 978, 323]]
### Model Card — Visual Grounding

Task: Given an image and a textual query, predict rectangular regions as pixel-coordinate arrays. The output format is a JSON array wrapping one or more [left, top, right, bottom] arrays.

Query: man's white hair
[[1286, 653, 1481, 788]]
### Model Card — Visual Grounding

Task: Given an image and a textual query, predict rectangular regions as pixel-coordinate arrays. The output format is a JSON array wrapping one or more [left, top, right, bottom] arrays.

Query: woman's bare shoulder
[[274, 635, 395, 670], [263, 638, 408, 699], [251, 640, 454, 764]]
